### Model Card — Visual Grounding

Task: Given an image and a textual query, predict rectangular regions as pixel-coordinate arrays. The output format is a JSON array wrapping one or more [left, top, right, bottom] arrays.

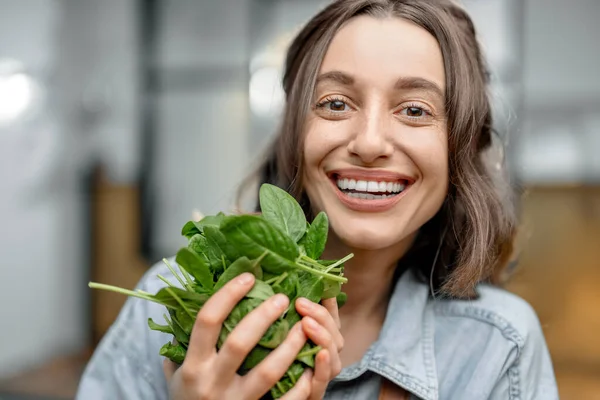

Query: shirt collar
[[333, 269, 440, 400]]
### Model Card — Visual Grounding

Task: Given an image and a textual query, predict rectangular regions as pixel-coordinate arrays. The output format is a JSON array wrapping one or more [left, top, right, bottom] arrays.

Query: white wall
[[0, 0, 87, 377], [0, 0, 141, 378]]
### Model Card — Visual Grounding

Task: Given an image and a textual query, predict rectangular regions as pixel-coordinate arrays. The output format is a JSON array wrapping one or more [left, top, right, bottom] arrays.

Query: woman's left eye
[[398, 105, 430, 118]]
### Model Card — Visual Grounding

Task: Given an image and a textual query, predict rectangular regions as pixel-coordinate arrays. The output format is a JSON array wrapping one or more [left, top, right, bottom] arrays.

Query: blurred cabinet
[[506, 186, 600, 399]]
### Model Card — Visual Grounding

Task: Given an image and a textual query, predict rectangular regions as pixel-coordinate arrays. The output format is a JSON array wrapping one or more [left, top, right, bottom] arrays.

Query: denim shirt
[[76, 260, 559, 400]]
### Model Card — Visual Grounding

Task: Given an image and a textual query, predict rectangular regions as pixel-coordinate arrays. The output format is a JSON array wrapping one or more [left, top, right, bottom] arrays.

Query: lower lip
[[330, 179, 410, 212]]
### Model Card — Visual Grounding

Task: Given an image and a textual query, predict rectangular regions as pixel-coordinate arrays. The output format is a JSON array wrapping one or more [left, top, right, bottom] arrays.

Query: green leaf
[[246, 279, 275, 300], [240, 346, 271, 374], [259, 184, 307, 243], [204, 225, 240, 263], [168, 309, 191, 345], [213, 257, 254, 292], [175, 307, 195, 335], [154, 286, 208, 309], [295, 342, 319, 368], [296, 271, 324, 303], [220, 215, 299, 274], [181, 213, 225, 238], [159, 342, 187, 365], [300, 212, 328, 259], [147, 318, 173, 335], [176, 247, 214, 290], [322, 280, 341, 299], [259, 319, 289, 349], [336, 292, 348, 308]]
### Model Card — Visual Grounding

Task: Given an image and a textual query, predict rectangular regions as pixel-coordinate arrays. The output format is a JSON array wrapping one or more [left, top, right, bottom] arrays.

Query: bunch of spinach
[[89, 183, 352, 399]]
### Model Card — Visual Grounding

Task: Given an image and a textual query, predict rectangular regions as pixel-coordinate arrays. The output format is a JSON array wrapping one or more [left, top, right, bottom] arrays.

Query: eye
[[316, 97, 351, 113], [397, 103, 433, 121]]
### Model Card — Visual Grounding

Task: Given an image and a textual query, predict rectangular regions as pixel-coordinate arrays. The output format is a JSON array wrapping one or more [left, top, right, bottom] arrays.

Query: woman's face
[[302, 16, 449, 251]]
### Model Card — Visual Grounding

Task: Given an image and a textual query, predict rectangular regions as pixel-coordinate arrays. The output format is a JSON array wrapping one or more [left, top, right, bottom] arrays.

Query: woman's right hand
[[162, 272, 314, 400]]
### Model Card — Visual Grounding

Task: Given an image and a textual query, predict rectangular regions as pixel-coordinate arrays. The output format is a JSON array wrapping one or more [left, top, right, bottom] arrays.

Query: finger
[[215, 293, 290, 382], [186, 272, 255, 362], [310, 349, 331, 400], [321, 297, 341, 329], [163, 359, 177, 381], [296, 298, 343, 352], [279, 368, 313, 400], [302, 316, 342, 377], [243, 322, 307, 399]]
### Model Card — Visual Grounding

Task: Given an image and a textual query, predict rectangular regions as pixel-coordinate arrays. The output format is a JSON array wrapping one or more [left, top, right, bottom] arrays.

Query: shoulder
[[433, 284, 542, 353]]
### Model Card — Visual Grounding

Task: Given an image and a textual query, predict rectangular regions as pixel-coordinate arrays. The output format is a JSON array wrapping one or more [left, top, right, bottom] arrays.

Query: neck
[[322, 233, 416, 321]]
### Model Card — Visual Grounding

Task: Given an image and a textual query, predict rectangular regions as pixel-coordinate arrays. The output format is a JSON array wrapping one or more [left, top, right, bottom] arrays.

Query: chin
[[329, 217, 408, 251]]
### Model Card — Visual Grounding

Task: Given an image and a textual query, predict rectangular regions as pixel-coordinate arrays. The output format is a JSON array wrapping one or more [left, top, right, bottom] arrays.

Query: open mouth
[[334, 177, 407, 200], [328, 172, 412, 212]]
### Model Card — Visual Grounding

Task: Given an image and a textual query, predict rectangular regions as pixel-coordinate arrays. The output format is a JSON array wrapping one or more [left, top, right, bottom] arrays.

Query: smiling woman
[[77, 1, 559, 399]]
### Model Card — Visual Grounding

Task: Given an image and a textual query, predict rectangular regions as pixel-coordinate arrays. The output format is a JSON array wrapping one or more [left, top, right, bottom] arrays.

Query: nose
[[347, 108, 394, 164]]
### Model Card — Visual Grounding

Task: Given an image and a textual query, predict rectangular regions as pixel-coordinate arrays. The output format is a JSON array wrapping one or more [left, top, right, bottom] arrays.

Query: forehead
[[319, 15, 445, 91]]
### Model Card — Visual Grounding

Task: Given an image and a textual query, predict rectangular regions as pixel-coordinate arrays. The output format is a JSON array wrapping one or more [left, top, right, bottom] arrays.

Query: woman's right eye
[[316, 97, 351, 113]]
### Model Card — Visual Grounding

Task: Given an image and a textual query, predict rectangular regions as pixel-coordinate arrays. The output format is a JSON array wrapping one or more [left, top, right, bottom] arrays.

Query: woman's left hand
[[295, 297, 344, 399]]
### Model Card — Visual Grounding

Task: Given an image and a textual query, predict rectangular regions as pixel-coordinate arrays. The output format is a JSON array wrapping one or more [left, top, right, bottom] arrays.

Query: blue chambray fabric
[[76, 260, 559, 400]]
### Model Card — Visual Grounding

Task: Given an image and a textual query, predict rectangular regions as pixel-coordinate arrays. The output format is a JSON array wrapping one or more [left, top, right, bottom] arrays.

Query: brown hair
[[239, 0, 518, 299]]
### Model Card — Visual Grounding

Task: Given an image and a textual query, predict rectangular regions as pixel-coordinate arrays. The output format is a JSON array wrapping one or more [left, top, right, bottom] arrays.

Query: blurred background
[[0, 0, 598, 399]]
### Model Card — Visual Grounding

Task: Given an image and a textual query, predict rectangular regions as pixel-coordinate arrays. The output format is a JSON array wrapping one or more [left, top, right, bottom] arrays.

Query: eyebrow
[[394, 76, 445, 99], [316, 70, 444, 99]]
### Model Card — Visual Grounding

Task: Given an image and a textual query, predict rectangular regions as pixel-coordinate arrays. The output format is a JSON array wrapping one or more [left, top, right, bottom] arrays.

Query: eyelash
[[315, 96, 350, 111], [397, 102, 433, 119]]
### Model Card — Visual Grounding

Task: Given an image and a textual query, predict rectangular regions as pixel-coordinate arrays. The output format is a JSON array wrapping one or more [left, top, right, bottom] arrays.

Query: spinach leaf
[[181, 213, 226, 238], [259, 319, 289, 349], [246, 279, 275, 300], [213, 257, 254, 292], [175, 307, 195, 335], [336, 292, 348, 308], [259, 184, 307, 243], [321, 280, 341, 299], [204, 225, 240, 263], [299, 211, 328, 259], [176, 247, 214, 290], [220, 215, 299, 274], [147, 318, 173, 335], [168, 308, 191, 345], [296, 271, 324, 303], [153, 286, 208, 308], [159, 342, 187, 365], [240, 345, 271, 373]]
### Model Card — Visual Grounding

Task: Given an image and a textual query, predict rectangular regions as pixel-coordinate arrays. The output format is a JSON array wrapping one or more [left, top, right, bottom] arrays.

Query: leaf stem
[[166, 287, 195, 320], [296, 345, 322, 360], [323, 253, 354, 273], [293, 261, 348, 283], [88, 282, 176, 309], [163, 258, 193, 290], [157, 274, 176, 288], [272, 272, 288, 286]]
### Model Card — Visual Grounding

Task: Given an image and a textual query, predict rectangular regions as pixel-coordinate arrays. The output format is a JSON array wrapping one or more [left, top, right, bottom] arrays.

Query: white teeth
[[355, 180, 368, 191], [336, 178, 407, 194], [366, 181, 379, 192], [347, 192, 390, 200]]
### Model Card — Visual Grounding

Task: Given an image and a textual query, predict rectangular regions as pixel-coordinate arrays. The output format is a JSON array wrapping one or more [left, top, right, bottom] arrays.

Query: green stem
[[163, 258, 192, 290], [88, 282, 176, 309], [265, 273, 285, 285], [166, 287, 195, 320], [157, 274, 176, 288], [272, 272, 288, 286], [296, 345, 322, 360], [293, 261, 347, 283], [323, 253, 354, 273]]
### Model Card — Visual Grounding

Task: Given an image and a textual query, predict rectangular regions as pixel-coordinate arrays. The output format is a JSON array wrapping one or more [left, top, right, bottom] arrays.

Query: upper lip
[[327, 168, 416, 184]]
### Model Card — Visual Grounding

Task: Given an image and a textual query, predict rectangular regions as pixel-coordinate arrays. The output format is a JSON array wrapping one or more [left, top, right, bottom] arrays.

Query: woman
[[77, 0, 558, 399]]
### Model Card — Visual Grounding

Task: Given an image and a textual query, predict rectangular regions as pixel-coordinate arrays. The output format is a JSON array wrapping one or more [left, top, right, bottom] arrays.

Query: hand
[[163, 273, 314, 400], [295, 297, 344, 399]]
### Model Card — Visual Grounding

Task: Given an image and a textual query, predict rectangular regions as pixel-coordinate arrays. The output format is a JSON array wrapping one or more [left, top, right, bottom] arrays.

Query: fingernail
[[237, 273, 254, 284], [297, 297, 312, 308], [273, 294, 289, 308]]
